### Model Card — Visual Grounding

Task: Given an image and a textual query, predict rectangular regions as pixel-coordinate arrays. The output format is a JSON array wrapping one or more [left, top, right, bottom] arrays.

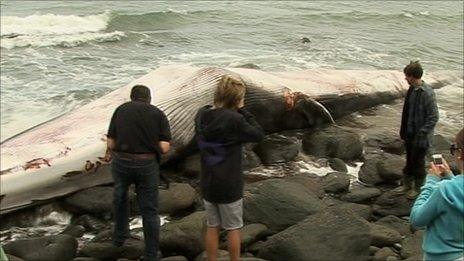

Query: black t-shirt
[[107, 101, 171, 158], [195, 106, 264, 203]]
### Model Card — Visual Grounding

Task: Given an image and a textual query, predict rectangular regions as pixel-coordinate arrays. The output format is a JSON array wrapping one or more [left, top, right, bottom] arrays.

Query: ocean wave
[[107, 11, 191, 31], [1, 31, 125, 49], [0, 12, 111, 36], [0, 12, 127, 49], [303, 10, 462, 23]]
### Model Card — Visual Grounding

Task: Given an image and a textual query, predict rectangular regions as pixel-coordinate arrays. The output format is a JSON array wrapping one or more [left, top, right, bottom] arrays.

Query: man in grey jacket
[[399, 61, 439, 199]]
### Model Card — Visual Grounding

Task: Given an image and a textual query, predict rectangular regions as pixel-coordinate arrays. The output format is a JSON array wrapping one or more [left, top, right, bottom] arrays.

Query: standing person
[[195, 75, 265, 261], [399, 61, 439, 199], [106, 85, 171, 261], [410, 128, 464, 261]]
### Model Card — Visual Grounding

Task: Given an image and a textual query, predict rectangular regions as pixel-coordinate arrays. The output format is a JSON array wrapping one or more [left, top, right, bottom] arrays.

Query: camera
[[432, 154, 443, 165]]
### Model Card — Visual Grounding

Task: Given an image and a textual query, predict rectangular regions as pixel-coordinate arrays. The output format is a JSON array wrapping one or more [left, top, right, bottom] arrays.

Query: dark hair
[[130, 85, 151, 103], [403, 60, 423, 79]]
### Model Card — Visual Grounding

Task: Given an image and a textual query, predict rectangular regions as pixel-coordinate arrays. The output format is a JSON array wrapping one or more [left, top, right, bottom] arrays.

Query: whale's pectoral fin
[[296, 96, 335, 125]]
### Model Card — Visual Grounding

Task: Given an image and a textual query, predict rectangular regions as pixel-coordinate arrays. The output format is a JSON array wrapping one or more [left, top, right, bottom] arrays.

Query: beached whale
[[0, 65, 461, 213]]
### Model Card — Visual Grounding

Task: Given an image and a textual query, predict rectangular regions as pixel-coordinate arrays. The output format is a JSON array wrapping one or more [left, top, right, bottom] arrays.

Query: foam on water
[[0, 12, 126, 49], [1, 12, 111, 36]]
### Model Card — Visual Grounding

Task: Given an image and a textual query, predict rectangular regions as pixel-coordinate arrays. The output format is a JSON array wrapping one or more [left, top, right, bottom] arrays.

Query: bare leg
[[228, 229, 241, 261], [206, 227, 220, 261]]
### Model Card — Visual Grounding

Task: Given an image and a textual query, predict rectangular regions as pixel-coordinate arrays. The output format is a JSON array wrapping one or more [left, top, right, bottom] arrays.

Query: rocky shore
[[1, 103, 456, 261]]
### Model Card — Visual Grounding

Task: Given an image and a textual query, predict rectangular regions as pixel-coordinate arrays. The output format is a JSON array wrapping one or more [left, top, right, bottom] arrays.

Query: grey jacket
[[400, 81, 439, 148]]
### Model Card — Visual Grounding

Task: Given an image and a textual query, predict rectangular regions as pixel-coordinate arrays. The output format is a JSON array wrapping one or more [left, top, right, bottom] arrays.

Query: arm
[[410, 175, 444, 228], [158, 111, 172, 154], [159, 141, 170, 154], [235, 108, 265, 143], [98, 137, 115, 163], [101, 110, 118, 163], [419, 90, 439, 135]]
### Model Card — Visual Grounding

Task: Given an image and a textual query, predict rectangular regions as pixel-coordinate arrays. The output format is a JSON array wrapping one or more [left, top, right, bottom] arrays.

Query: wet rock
[[63, 186, 115, 216], [432, 134, 452, 151], [301, 37, 311, 43], [359, 154, 404, 185], [321, 172, 350, 193], [160, 211, 206, 259], [240, 224, 268, 249], [400, 231, 423, 260], [243, 146, 262, 170], [89, 229, 112, 243], [253, 134, 299, 165], [159, 183, 198, 214], [285, 175, 325, 198], [369, 223, 402, 247], [375, 215, 412, 236], [373, 247, 400, 261], [234, 63, 261, 70], [72, 258, 98, 261], [6, 254, 24, 261], [80, 238, 143, 260], [194, 250, 229, 261], [302, 126, 363, 160], [161, 256, 188, 261], [73, 214, 109, 233], [365, 133, 404, 155], [373, 190, 414, 217], [257, 208, 370, 261], [61, 224, 86, 238], [369, 246, 380, 255], [243, 179, 325, 233], [326, 200, 373, 220], [359, 155, 384, 185], [341, 186, 382, 203], [376, 155, 404, 181], [247, 241, 265, 255], [329, 158, 348, 172], [4, 234, 77, 261]]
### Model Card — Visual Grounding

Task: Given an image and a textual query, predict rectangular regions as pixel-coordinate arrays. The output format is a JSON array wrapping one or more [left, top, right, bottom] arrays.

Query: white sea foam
[[1, 31, 125, 49], [0, 12, 124, 49], [1, 12, 111, 36]]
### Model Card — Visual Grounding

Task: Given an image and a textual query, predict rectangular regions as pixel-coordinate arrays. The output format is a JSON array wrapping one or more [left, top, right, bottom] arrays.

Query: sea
[[0, 0, 463, 247], [1, 1, 463, 142]]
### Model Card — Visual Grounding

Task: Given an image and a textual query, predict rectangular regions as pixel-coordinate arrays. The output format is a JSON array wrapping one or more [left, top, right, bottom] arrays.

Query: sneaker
[[406, 189, 419, 199]]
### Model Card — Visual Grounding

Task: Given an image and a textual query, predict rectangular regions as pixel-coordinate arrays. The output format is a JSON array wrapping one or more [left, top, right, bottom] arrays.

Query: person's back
[[196, 106, 263, 203], [410, 128, 464, 261], [110, 100, 170, 158], [106, 84, 171, 261], [195, 75, 264, 261]]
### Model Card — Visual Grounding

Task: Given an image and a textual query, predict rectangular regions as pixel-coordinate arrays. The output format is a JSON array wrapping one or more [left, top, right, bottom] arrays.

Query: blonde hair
[[214, 75, 246, 109]]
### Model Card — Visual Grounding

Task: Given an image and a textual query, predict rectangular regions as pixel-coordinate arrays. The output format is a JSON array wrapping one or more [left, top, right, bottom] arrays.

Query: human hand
[[238, 98, 245, 109], [429, 158, 451, 178], [98, 148, 112, 163]]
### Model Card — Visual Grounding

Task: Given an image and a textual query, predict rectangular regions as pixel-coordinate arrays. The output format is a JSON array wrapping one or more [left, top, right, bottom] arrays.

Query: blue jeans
[[112, 156, 160, 261]]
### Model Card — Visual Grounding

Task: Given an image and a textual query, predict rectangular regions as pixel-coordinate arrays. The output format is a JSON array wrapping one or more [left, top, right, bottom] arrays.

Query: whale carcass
[[0, 65, 460, 213]]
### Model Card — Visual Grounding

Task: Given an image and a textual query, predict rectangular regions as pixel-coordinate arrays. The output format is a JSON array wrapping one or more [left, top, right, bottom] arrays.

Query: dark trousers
[[403, 141, 428, 190], [112, 157, 160, 261]]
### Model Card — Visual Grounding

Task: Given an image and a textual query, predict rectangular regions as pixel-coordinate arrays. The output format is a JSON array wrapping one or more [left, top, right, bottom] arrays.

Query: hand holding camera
[[430, 154, 451, 178]]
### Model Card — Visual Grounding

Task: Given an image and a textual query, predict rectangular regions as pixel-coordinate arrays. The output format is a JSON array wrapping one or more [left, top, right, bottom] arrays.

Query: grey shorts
[[204, 199, 243, 230]]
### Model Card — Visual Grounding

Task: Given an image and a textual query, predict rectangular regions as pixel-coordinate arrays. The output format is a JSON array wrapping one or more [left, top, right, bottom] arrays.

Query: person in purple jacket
[[195, 75, 264, 261], [410, 128, 464, 261]]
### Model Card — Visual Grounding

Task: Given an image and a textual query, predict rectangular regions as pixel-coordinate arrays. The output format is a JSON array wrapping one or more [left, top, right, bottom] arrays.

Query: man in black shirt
[[106, 85, 171, 261], [195, 75, 264, 261], [399, 61, 439, 199]]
